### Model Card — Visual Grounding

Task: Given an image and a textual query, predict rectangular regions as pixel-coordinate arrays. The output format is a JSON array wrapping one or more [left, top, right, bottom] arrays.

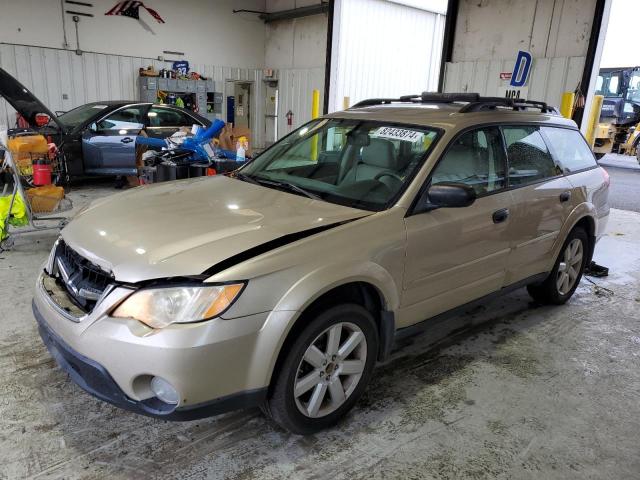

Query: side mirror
[[418, 182, 476, 212], [88, 122, 98, 132]]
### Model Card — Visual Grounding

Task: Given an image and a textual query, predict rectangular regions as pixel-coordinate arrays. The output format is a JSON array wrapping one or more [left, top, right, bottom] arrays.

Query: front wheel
[[263, 304, 378, 435], [527, 227, 589, 304]]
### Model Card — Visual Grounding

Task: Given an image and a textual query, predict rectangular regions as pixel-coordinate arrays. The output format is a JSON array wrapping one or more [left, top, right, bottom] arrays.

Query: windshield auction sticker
[[373, 127, 422, 143]]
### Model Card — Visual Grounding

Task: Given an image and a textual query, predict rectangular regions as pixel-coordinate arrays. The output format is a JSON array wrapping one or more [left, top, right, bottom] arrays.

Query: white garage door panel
[[329, 0, 445, 112]]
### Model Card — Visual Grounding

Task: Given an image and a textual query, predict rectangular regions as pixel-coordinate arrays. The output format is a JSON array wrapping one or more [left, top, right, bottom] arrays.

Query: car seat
[[432, 143, 479, 184], [340, 138, 398, 185]]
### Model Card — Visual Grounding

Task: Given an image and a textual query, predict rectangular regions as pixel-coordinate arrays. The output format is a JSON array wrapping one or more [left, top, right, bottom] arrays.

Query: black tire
[[263, 303, 378, 435], [527, 227, 589, 305]]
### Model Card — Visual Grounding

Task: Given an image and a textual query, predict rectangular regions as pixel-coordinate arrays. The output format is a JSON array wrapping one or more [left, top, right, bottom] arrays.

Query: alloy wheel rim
[[557, 238, 583, 295], [294, 321, 367, 418]]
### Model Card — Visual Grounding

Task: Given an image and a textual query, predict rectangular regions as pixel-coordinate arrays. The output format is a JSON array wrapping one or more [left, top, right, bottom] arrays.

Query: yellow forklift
[[593, 66, 640, 161]]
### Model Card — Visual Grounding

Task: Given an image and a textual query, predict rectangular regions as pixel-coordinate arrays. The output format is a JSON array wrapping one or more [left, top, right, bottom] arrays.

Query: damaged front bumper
[[33, 272, 274, 420], [33, 300, 266, 420]]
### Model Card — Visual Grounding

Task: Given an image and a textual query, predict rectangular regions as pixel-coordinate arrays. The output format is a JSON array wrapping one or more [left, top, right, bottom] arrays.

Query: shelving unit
[[138, 77, 223, 121]]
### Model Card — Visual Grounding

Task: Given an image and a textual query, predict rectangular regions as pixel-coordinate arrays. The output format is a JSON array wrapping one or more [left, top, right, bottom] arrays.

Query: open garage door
[[440, 0, 611, 132]]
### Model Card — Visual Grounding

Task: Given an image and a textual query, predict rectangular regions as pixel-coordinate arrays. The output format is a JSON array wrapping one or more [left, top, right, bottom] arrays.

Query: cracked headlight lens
[[112, 283, 244, 329]]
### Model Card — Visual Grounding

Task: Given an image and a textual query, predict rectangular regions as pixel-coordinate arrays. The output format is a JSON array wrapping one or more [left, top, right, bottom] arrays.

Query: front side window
[[240, 119, 440, 211], [97, 106, 146, 131], [503, 126, 562, 186], [430, 127, 506, 195], [542, 127, 597, 173]]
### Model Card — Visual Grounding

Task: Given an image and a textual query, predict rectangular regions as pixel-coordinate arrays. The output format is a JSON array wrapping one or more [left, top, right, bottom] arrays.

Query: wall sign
[[503, 50, 532, 99]]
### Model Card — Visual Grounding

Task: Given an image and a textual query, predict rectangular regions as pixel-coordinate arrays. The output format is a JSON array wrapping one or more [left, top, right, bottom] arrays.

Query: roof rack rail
[[349, 98, 398, 108], [349, 92, 558, 114]]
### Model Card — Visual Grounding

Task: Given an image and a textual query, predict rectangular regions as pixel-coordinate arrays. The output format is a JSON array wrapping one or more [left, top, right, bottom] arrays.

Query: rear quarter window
[[542, 127, 597, 173]]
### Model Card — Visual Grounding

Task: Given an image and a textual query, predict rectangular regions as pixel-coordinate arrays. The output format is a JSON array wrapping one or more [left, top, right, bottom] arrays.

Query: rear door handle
[[559, 191, 571, 202], [121, 137, 133, 144], [492, 208, 509, 224]]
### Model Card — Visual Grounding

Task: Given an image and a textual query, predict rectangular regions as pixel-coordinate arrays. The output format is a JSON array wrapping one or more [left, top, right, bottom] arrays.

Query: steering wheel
[[373, 171, 403, 182]]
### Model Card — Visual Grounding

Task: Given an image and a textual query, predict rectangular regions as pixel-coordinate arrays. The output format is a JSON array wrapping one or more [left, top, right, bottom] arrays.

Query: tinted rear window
[[542, 127, 597, 173]]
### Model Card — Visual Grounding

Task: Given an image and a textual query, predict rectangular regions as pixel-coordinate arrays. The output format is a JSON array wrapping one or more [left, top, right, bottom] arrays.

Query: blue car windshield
[[239, 119, 439, 211]]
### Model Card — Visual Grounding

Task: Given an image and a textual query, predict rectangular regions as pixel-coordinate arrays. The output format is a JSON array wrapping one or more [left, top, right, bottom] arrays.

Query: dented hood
[[0, 68, 64, 130], [61, 175, 368, 283]]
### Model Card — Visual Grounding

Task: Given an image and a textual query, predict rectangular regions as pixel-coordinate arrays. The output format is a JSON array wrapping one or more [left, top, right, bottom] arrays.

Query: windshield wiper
[[253, 177, 321, 200], [233, 172, 260, 185]]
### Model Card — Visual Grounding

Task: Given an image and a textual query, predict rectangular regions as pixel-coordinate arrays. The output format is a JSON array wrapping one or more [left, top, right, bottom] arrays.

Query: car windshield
[[239, 119, 439, 211], [57, 103, 110, 129]]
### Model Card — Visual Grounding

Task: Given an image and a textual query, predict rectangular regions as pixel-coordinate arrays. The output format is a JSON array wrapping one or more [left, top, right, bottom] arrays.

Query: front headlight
[[112, 283, 244, 329]]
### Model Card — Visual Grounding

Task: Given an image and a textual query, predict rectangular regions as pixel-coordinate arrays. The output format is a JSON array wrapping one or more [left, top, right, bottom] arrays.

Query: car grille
[[53, 240, 114, 312]]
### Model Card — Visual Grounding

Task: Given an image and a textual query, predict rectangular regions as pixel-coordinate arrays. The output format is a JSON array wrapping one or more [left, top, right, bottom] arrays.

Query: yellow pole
[[585, 95, 604, 149], [560, 92, 575, 119], [343, 96, 350, 110], [311, 89, 320, 161], [311, 89, 320, 119]]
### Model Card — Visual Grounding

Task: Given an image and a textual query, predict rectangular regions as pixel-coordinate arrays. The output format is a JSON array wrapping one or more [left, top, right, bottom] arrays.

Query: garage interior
[[1, 0, 639, 478]]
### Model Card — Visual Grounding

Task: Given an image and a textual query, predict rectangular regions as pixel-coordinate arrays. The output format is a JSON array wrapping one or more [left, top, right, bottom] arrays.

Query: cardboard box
[[218, 123, 252, 157]]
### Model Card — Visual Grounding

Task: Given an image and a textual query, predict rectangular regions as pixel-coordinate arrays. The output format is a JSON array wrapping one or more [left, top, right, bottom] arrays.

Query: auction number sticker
[[374, 127, 422, 143]]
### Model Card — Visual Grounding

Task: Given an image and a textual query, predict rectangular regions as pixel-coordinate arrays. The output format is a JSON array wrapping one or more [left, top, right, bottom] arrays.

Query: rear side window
[[502, 126, 562, 186], [97, 106, 146, 131], [148, 107, 195, 127], [431, 127, 506, 195], [542, 127, 597, 173]]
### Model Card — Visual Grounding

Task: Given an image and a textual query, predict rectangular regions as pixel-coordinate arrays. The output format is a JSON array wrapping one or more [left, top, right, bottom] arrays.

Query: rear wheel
[[263, 304, 378, 435], [527, 227, 589, 304]]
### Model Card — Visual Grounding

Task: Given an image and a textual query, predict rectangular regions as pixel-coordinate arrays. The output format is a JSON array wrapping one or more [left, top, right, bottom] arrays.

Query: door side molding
[[393, 272, 548, 343]]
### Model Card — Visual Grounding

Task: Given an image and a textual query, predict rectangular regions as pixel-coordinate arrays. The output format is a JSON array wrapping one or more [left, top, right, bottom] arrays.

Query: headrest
[[437, 144, 476, 174], [361, 138, 397, 169]]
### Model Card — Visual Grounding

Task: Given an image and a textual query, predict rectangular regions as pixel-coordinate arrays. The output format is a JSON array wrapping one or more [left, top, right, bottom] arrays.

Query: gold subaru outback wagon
[[34, 93, 610, 434]]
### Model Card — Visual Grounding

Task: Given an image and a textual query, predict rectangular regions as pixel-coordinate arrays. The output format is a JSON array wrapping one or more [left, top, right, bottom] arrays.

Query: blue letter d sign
[[510, 51, 532, 87]]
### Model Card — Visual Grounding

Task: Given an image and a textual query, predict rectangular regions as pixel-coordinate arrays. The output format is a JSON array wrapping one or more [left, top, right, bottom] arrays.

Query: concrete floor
[[1, 185, 640, 479]]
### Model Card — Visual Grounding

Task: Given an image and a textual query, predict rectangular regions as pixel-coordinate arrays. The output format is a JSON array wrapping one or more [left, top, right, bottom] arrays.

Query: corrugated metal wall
[[328, 0, 445, 112], [277, 67, 325, 137], [443, 56, 585, 108], [0, 44, 269, 148]]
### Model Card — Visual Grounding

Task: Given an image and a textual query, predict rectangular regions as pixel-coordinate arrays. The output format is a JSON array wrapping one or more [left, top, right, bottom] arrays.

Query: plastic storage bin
[[26, 185, 65, 213]]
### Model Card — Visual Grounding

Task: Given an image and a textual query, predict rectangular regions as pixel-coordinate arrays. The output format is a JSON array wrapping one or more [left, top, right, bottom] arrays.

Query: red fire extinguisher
[[286, 110, 293, 131]]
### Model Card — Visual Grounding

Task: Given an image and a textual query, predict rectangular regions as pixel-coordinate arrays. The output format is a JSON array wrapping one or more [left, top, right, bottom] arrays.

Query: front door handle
[[121, 137, 133, 144], [492, 208, 509, 224], [559, 191, 571, 202]]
